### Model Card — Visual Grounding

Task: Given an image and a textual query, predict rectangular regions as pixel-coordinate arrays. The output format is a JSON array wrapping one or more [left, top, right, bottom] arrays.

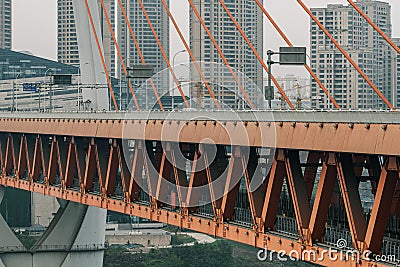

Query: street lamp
[[119, 57, 132, 111], [45, 68, 54, 112], [172, 50, 187, 110], [77, 63, 89, 112], [12, 72, 22, 112]]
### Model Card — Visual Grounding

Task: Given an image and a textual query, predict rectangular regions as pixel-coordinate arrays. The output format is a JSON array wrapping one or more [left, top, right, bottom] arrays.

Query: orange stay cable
[[160, 0, 221, 109], [254, 0, 340, 109], [137, 0, 189, 108], [218, 0, 294, 110], [297, 0, 394, 110], [83, 0, 118, 111], [187, 0, 256, 109], [348, 0, 400, 55], [116, 0, 164, 111], [98, 0, 140, 110]]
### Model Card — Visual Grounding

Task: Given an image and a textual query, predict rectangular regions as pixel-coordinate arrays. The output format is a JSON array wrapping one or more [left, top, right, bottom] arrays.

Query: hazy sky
[[11, 0, 400, 77]]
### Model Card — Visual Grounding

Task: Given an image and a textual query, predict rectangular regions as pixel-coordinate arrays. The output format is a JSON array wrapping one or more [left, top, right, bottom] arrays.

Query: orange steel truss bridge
[[1, 0, 400, 266]]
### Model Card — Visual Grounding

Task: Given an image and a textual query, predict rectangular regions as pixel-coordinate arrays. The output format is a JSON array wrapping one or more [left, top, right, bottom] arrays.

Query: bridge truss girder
[[0, 118, 399, 267]]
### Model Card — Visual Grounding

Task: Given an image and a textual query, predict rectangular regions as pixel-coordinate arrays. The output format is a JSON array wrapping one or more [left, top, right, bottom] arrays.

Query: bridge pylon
[[0, 187, 106, 267]]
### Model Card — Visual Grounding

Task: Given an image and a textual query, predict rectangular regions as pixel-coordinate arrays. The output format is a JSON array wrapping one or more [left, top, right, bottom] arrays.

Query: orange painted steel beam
[[160, 0, 221, 109], [336, 153, 367, 250], [297, 0, 394, 110], [187, 0, 256, 109], [98, 0, 140, 110], [285, 150, 311, 238], [83, 0, 118, 111], [309, 153, 337, 243], [364, 157, 399, 254], [128, 141, 144, 202], [303, 152, 321, 201], [0, 176, 392, 267], [254, 0, 340, 109], [2, 118, 400, 156], [220, 147, 243, 220], [261, 150, 286, 231], [137, 0, 189, 108], [347, 0, 400, 55], [185, 149, 208, 209], [218, 0, 294, 110], [116, 0, 163, 111], [169, 144, 189, 209], [242, 148, 263, 231]]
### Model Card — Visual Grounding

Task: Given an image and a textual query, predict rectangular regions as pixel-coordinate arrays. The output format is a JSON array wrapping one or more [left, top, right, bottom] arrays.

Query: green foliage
[[104, 240, 316, 267], [104, 241, 233, 267], [170, 234, 196, 246]]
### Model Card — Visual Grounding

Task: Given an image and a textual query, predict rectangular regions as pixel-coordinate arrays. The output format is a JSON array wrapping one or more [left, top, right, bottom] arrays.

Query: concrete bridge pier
[[0, 186, 107, 267]]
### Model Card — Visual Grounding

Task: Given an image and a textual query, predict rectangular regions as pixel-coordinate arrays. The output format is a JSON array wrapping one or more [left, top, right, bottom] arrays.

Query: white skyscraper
[[58, 0, 170, 109], [57, 0, 80, 67], [190, 0, 264, 109], [0, 0, 11, 49], [310, 1, 394, 109]]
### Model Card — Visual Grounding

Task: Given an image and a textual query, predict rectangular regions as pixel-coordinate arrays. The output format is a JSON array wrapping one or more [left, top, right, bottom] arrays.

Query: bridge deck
[[0, 110, 398, 124], [0, 111, 398, 156]]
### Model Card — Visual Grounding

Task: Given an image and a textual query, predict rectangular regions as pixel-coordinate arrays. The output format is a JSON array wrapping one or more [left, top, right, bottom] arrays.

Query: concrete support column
[[0, 188, 106, 267]]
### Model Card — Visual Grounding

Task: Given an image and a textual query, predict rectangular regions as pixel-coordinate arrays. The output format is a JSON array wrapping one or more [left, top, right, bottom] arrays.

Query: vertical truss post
[[285, 150, 311, 240], [336, 153, 367, 250], [309, 153, 337, 243], [303, 152, 321, 201], [364, 157, 399, 254], [221, 146, 244, 221], [186, 148, 208, 211], [261, 149, 287, 231]]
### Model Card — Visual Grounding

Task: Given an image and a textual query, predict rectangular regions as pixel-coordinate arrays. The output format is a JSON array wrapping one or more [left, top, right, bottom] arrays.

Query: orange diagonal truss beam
[[297, 0, 394, 110], [347, 0, 400, 55], [187, 0, 257, 109], [116, 0, 164, 111], [137, 0, 189, 108], [83, 0, 118, 111], [160, 0, 221, 109], [254, 0, 340, 109], [98, 0, 140, 110], [218, 0, 294, 110]]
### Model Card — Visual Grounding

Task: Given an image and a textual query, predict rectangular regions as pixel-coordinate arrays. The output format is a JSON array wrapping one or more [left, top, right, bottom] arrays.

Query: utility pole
[[12, 81, 15, 112]]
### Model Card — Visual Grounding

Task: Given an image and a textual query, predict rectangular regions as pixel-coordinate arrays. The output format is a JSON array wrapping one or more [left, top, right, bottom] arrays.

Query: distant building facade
[[190, 0, 264, 109], [393, 38, 400, 108], [0, 0, 11, 49], [116, 0, 170, 110], [310, 1, 395, 109], [57, 0, 80, 67], [58, 0, 169, 110], [0, 48, 81, 112]]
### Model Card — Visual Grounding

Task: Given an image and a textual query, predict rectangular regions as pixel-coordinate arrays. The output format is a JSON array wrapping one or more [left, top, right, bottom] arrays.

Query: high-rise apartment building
[[116, 0, 170, 109], [58, 1, 169, 109], [190, 0, 264, 109], [310, 0, 394, 109], [393, 38, 400, 108], [0, 0, 11, 49], [57, 0, 114, 70], [57, 0, 80, 67]]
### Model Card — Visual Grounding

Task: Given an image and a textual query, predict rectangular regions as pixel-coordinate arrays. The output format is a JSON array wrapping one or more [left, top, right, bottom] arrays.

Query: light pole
[[45, 68, 53, 112], [120, 57, 132, 111], [12, 72, 22, 112], [78, 63, 89, 112], [172, 50, 187, 110]]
